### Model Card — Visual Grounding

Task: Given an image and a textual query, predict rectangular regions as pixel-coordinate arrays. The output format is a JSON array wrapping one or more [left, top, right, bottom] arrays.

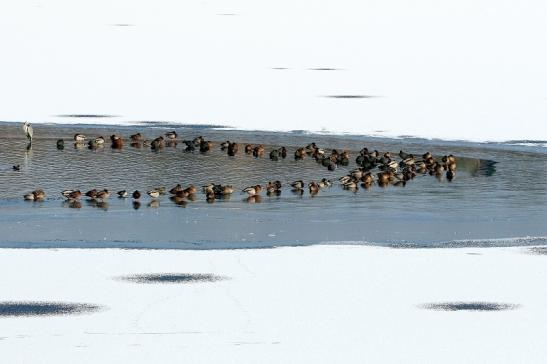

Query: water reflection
[[62, 200, 82, 209]]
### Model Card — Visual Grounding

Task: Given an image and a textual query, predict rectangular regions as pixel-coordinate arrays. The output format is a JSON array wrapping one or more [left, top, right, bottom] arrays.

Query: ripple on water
[[0, 301, 103, 317], [418, 302, 520, 311]]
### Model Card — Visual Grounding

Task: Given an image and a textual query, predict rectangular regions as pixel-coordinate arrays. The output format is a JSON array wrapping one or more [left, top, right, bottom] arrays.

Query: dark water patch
[[136, 121, 229, 129], [323, 95, 379, 99], [307, 68, 342, 71], [528, 247, 547, 255], [419, 302, 520, 311], [116, 273, 227, 284], [289, 129, 312, 135], [0, 301, 103, 317], [55, 114, 119, 118]]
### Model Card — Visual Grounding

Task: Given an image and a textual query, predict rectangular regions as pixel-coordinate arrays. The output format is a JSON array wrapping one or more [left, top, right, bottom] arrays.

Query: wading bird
[[22, 121, 33, 144]]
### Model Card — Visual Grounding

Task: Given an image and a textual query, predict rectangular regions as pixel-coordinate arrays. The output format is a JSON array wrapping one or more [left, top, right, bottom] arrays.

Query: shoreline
[[1, 120, 546, 151], [1, 244, 546, 363]]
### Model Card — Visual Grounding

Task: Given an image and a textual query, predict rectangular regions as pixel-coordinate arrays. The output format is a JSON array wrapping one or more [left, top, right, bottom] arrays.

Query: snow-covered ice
[[1, 245, 546, 363], [1, 0, 546, 142]]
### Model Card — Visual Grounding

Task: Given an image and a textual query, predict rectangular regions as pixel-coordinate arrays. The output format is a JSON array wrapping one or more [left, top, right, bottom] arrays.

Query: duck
[[339, 175, 353, 184], [132, 190, 141, 199], [175, 190, 190, 198], [312, 148, 325, 159], [12, 165, 20, 171], [66, 190, 82, 200], [342, 180, 358, 189], [74, 134, 86, 142], [252, 145, 265, 157], [56, 139, 64, 150], [199, 140, 213, 152], [377, 172, 391, 185], [269, 149, 279, 161], [290, 180, 304, 190], [151, 136, 165, 150], [110, 135, 124, 149], [227, 142, 239, 156], [192, 136, 204, 146], [85, 189, 98, 199], [350, 168, 364, 180], [294, 148, 306, 159], [96, 189, 111, 200], [153, 186, 167, 195], [266, 181, 282, 194], [61, 190, 76, 197], [318, 178, 332, 188], [387, 160, 399, 171], [23, 189, 44, 201], [147, 189, 160, 198], [182, 140, 195, 151], [401, 156, 415, 166], [305, 143, 317, 154], [117, 190, 128, 198], [165, 131, 178, 140], [361, 173, 374, 185], [415, 161, 427, 172], [184, 185, 197, 195], [279, 147, 287, 158], [170, 184, 184, 194], [220, 141, 230, 149], [308, 181, 320, 194], [423, 152, 432, 160], [244, 144, 253, 154], [399, 149, 410, 160], [242, 185, 262, 196], [88, 137, 103, 148], [130, 133, 143, 142], [202, 183, 216, 194]]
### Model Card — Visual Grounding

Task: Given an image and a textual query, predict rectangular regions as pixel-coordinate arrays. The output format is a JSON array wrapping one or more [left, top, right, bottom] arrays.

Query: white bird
[[22, 121, 33, 142]]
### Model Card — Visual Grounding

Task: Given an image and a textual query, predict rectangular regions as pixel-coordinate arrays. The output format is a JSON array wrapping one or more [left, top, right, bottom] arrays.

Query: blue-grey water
[[0, 121, 545, 249]]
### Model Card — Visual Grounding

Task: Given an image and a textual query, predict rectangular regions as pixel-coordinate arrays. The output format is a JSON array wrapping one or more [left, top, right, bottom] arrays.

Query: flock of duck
[[21, 128, 458, 207]]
